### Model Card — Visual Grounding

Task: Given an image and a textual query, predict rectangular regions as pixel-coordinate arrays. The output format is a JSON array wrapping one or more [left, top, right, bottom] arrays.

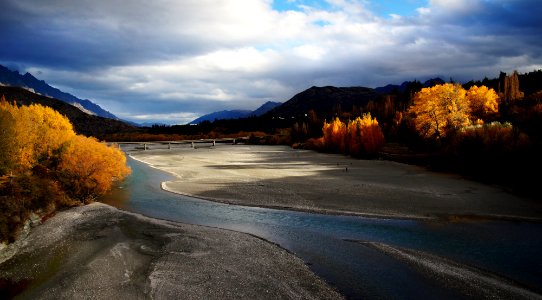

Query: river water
[[100, 157, 542, 299]]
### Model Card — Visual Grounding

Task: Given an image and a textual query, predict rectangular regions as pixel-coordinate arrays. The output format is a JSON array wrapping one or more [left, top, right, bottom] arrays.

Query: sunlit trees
[[323, 117, 346, 152], [0, 98, 130, 201], [466, 85, 500, 120], [321, 114, 384, 157], [0, 99, 17, 174], [408, 83, 471, 140], [347, 114, 385, 157], [0, 98, 131, 242], [0, 99, 75, 172], [58, 135, 131, 201]]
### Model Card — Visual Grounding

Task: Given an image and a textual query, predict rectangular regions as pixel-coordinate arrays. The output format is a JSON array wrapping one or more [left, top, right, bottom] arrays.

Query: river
[[100, 156, 542, 299]]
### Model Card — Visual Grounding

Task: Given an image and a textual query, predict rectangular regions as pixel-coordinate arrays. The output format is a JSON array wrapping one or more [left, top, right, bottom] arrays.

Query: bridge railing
[[110, 137, 250, 151]]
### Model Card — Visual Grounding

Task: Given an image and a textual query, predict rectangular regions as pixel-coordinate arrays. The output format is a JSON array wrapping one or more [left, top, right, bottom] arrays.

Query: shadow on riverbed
[[160, 147, 542, 221]]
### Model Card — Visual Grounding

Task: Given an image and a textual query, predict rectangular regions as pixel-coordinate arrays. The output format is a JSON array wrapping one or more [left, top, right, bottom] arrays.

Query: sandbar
[[130, 144, 542, 221]]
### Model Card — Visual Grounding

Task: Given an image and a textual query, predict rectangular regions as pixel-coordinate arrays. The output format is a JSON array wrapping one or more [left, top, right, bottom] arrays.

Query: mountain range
[[0, 63, 454, 128], [195, 78, 447, 122], [0, 65, 117, 119], [190, 101, 282, 124]]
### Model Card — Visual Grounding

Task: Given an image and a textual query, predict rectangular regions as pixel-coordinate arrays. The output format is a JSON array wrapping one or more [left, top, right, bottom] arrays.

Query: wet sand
[[0, 203, 341, 299], [130, 144, 542, 221]]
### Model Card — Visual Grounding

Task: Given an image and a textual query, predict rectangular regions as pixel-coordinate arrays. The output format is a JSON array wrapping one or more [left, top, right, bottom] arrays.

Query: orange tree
[[322, 114, 384, 157], [347, 114, 385, 157], [408, 83, 471, 140], [323, 117, 346, 152]]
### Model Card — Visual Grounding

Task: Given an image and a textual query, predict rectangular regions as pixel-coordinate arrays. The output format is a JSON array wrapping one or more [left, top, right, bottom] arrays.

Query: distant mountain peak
[[189, 101, 282, 124], [0, 64, 118, 120]]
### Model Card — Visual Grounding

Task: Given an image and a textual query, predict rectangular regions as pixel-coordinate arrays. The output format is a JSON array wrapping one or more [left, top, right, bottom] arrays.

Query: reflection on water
[[100, 157, 542, 299]]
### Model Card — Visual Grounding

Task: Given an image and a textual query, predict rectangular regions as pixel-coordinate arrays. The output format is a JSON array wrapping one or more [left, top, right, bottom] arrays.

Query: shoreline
[[128, 145, 542, 223], [158, 180, 542, 223], [0, 202, 343, 299]]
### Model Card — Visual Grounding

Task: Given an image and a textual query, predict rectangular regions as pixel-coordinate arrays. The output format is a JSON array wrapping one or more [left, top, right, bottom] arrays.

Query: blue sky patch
[[273, 0, 428, 17]]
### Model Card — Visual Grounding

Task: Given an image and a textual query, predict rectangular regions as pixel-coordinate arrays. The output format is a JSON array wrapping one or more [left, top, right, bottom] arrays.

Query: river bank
[[129, 144, 542, 221], [0, 203, 341, 299]]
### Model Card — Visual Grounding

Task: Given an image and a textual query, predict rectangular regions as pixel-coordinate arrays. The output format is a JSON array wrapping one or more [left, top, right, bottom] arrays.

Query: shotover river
[[100, 156, 542, 299]]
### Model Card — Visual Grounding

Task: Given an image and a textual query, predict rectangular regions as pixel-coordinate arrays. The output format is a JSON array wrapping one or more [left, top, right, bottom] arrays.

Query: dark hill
[[0, 86, 136, 138], [267, 86, 379, 118], [251, 101, 282, 117], [190, 110, 252, 124]]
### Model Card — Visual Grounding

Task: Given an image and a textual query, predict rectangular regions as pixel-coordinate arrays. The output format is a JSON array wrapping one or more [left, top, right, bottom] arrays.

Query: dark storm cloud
[[0, 0, 540, 124]]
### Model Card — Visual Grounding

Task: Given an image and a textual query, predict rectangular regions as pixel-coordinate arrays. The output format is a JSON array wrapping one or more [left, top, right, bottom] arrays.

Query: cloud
[[1, 0, 541, 124]]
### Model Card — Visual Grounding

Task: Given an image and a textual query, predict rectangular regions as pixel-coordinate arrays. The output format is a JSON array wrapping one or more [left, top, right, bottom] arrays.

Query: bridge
[[112, 137, 250, 151]]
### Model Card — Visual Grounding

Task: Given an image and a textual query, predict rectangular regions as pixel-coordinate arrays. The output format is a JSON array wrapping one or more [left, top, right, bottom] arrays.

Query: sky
[[1, 0, 541, 124]]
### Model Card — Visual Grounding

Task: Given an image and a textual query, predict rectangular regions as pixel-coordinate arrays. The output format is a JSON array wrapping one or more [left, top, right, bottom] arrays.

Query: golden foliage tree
[[466, 85, 500, 120], [57, 135, 131, 201], [0, 98, 17, 174], [323, 117, 346, 152], [0, 99, 130, 200], [0, 99, 75, 171], [0, 99, 131, 242], [347, 114, 385, 156], [408, 83, 471, 140], [322, 114, 384, 157]]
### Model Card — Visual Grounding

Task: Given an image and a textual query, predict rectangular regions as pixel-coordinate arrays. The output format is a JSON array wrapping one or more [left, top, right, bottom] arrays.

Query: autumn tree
[[408, 83, 471, 140], [0, 99, 130, 200], [0, 99, 130, 242], [466, 85, 500, 121], [322, 114, 384, 157], [0, 99, 76, 172], [57, 135, 131, 201], [0, 98, 17, 174], [323, 117, 346, 152], [347, 114, 385, 157]]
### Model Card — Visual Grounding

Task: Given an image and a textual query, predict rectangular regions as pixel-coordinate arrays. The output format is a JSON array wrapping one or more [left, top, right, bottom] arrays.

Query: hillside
[[266, 86, 379, 118], [0, 65, 117, 119], [190, 110, 252, 124], [0, 86, 136, 137]]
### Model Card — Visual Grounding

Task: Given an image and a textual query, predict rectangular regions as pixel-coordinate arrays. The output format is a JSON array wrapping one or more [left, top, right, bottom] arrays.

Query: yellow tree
[[466, 85, 500, 121], [0, 98, 36, 170], [408, 83, 471, 140], [57, 135, 131, 201], [0, 98, 17, 174], [30, 104, 75, 164], [0, 100, 76, 171]]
